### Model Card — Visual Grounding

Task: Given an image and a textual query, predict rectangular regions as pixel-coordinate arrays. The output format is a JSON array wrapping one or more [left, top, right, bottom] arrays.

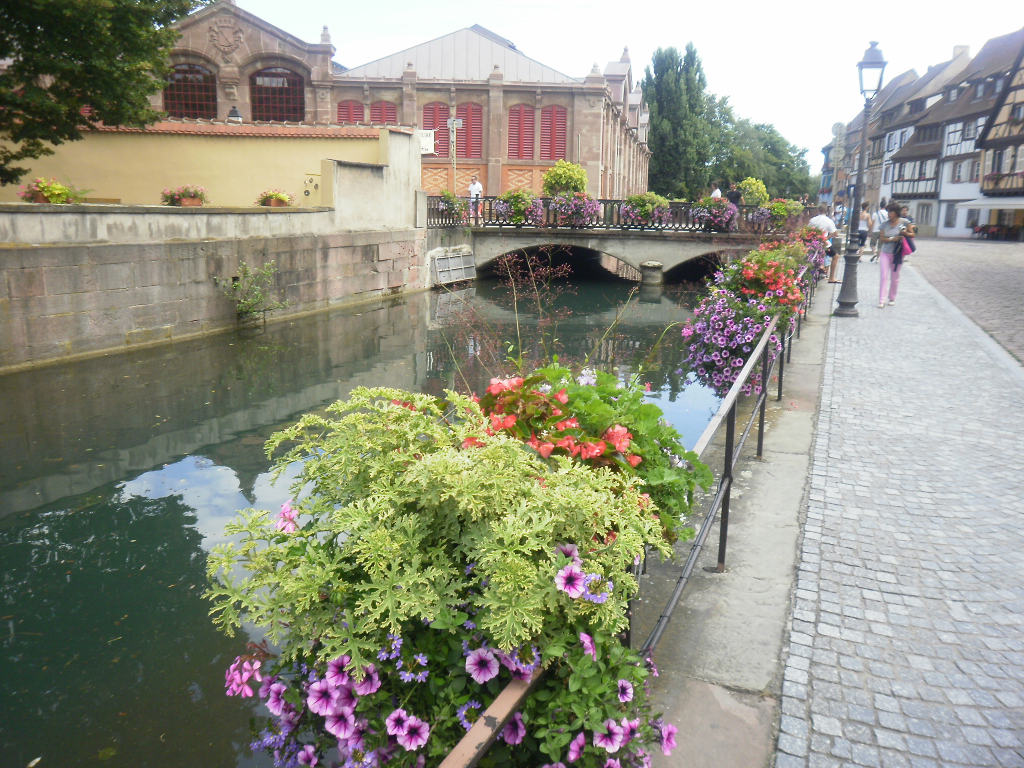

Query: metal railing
[[439, 266, 820, 767], [426, 196, 805, 235]]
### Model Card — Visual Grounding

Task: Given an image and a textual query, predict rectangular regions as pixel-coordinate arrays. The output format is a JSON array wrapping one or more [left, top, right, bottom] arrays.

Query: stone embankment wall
[[0, 132, 430, 373]]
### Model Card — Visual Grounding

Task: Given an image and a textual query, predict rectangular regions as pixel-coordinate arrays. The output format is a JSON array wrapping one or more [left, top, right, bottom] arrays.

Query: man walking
[[809, 205, 840, 282], [868, 198, 887, 261]]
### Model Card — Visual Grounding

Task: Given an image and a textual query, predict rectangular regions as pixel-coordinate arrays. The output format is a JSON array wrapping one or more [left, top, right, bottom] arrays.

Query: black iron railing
[[426, 196, 804, 235]]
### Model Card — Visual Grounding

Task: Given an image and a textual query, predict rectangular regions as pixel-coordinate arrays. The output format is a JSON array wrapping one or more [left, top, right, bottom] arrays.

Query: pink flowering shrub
[[208, 386, 694, 766]]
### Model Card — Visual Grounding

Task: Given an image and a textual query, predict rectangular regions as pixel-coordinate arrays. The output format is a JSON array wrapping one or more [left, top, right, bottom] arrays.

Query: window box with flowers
[[161, 185, 208, 207], [256, 189, 292, 207], [17, 177, 87, 204]]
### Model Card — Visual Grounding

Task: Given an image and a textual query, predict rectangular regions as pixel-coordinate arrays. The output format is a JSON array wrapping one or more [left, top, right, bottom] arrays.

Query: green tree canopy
[[0, 0, 205, 185]]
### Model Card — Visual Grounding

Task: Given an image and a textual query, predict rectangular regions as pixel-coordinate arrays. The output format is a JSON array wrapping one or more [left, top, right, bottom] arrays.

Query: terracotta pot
[[262, 197, 288, 207], [29, 192, 48, 203], [180, 196, 204, 207]]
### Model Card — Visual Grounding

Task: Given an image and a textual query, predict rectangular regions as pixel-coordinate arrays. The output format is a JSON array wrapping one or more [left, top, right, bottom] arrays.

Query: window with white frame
[[900, 129, 911, 147], [963, 120, 977, 140], [917, 204, 932, 225], [943, 203, 957, 228], [952, 161, 964, 183], [946, 123, 962, 150], [883, 164, 893, 184], [966, 208, 980, 228], [970, 160, 980, 182]]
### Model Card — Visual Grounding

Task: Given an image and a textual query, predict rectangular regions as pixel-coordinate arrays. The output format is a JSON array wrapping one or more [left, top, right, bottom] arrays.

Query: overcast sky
[[235, 0, 1023, 176]]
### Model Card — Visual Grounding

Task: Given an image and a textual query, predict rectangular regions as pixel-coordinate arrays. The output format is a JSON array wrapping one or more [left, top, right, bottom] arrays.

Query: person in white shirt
[[468, 175, 483, 222], [808, 206, 840, 282], [868, 199, 888, 261], [709, 183, 722, 199]]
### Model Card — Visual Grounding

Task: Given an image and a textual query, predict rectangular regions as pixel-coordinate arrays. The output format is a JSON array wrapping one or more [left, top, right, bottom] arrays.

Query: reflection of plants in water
[[229, 336, 291, 399], [0, 492, 251, 766]]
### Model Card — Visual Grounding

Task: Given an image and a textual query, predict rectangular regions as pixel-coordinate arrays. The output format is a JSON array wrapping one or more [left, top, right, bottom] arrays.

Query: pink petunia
[[386, 708, 410, 736], [660, 722, 678, 755], [579, 632, 597, 661], [465, 647, 500, 684], [567, 731, 586, 762], [353, 665, 381, 696], [617, 679, 633, 703], [555, 542, 580, 562], [604, 760, 621, 768], [397, 715, 431, 751], [501, 711, 526, 745], [593, 719, 623, 753], [306, 678, 336, 716], [297, 745, 318, 766], [619, 718, 640, 747], [326, 655, 351, 688], [265, 681, 288, 716], [326, 710, 356, 739], [555, 564, 586, 599]]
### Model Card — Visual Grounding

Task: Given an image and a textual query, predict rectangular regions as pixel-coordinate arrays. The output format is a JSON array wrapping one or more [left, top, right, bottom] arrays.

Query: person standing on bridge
[[468, 175, 483, 224], [808, 205, 840, 282]]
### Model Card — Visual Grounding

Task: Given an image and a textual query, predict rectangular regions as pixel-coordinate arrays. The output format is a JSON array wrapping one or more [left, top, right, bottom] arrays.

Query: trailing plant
[[216, 260, 287, 323], [17, 176, 87, 203], [691, 196, 737, 230], [713, 249, 804, 323], [737, 177, 769, 207], [542, 160, 588, 196], [621, 192, 672, 228], [550, 191, 600, 228], [437, 189, 467, 220], [494, 188, 544, 226], [256, 189, 292, 206], [161, 184, 207, 205], [207, 387, 683, 767]]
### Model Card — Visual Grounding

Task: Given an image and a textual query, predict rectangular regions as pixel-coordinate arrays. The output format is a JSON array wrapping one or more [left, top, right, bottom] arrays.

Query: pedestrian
[[808, 205, 840, 282], [899, 203, 917, 263], [869, 198, 887, 261], [857, 201, 870, 254], [710, 182, 722, 199], [725, 182, 743, 207], [468, 175, 483, 222], [877, 202, 910, 308]]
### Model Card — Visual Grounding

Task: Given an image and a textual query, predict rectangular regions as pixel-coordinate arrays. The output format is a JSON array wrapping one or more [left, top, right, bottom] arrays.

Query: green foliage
[[542, 160, 588, 196], [495, 188, 541, 225], [738, 177, 769, 207], [0, 0, 207, 185], [215, 260, 287, 322], [17, 176, 87, 203], [623, 192, 670, 219], [255, 189, 291, 206], [206, 387, 681, 764], [161, 184, 207, 205], [438, 189, 467, 219]]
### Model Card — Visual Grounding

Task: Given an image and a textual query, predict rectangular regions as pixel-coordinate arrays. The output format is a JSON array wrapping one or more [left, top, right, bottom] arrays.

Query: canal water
[[0, 276, 721, 767]]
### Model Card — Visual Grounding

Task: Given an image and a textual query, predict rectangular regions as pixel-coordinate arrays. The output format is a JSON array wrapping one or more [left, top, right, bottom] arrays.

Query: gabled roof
[[959, 26, 1024, 82], [336, 26, 578, 84]]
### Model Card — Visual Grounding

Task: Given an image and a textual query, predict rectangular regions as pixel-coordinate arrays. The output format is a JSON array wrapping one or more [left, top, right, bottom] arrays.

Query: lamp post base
[[834, 249, 862, 317]]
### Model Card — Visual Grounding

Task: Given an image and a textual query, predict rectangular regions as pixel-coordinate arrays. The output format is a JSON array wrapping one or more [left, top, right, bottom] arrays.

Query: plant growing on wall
[[17, 177, 87, 203], [542, 160, 588, 196], [216, 260, 287, 323]]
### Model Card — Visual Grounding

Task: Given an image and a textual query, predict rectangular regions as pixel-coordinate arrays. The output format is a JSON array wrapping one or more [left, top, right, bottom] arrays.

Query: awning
[[956, 196, 1024, 210]]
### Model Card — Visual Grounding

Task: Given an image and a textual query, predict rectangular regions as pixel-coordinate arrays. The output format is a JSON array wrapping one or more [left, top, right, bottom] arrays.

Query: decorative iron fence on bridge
[[426, 196, 803, 236]]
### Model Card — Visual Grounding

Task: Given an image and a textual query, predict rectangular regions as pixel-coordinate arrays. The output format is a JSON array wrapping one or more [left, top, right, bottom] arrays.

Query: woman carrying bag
[[877, 202, 911, 308]]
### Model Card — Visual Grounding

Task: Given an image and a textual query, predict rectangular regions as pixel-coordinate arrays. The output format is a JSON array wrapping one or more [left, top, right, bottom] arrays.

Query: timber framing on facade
[[160, 0, 650, 198], [820, 27, 1024, 239]]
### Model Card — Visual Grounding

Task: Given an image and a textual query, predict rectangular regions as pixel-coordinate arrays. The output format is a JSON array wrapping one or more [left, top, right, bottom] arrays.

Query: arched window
[[337, 100, 364, 124], [541, 105, 567, 161], [250, 67, 304, 122], [164, 64, 217, 119], [507, 104, 534, 160], [456, 103, 482, 159], [422, 102, 450, 157], [370, 101, 398, 125]]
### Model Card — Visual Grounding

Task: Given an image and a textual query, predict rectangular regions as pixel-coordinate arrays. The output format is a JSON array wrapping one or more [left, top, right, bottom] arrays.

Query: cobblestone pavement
[[775, 258, 1024, 768], [907, 238, 1024, 364]]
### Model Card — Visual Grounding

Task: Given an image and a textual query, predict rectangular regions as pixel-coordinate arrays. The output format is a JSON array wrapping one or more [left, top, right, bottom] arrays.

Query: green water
[[0, 277, 720, 767]]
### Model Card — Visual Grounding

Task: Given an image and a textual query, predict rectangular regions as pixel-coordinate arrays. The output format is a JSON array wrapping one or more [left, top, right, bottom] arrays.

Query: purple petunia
[[326, 710, 356, 739], [397, 716, 430, 751], [579, 632, 597, 661], [567, 731, 586, 762], [617, 679, 633, 703], [326, 655, 350, 688], [465, 647, 499, 684], [386, 708, 410, 736], [306, 678, 335, 716], [353, 665, 381, 696], [265, 681, 288, 716], [555, 563, 586, 598], [659, 722, 678, 755], [501, 711, 526, 745], [593, 719, 624, 753], [297, 745, 318, 766], [620, 717, 640, 746]]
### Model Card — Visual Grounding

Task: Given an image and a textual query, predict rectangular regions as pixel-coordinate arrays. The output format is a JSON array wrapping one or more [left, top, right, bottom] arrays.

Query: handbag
[[899, 236, 913, 257]]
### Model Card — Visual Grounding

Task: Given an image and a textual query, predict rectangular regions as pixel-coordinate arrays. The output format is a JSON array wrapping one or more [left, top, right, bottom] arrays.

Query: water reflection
[[0, 277, 719, 767]]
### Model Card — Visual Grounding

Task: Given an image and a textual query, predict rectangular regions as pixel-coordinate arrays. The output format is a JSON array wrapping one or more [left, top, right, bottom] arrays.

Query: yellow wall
[[0, 132, 382, 207]]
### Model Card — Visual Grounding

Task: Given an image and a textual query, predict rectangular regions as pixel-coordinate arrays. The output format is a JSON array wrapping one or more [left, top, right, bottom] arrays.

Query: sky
[[234, 0, 1024, 176]]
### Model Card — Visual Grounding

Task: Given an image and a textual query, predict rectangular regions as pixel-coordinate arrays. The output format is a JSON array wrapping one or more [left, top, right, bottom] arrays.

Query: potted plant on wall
[[161, 184, 208, 207], [17, 177, 87, 204], [255, 189, 292, 207]]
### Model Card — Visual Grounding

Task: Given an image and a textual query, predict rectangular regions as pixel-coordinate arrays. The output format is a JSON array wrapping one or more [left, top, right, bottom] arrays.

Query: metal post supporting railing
[[715, 405, 736, 572]]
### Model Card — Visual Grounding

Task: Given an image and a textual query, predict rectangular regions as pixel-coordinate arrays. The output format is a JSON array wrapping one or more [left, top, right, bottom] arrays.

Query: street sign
[[446, 118, 463, 129]]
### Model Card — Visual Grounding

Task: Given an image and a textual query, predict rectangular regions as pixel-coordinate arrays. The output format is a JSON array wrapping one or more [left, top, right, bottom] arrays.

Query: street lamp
[[835, 41, 887, 317]]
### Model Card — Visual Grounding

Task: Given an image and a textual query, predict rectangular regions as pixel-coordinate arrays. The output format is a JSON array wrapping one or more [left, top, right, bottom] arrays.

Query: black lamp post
[[835, 41, 887, 317]]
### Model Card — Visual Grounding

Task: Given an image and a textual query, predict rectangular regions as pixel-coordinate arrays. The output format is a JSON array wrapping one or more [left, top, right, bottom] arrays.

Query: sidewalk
[[638, 253, 1024, 768]]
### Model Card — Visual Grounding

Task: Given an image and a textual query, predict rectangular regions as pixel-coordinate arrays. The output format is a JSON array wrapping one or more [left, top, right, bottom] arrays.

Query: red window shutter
[[541, 105, 567, 161], [370, 101, 398, 125], [337, 100, 365, 124], [423, 102, 449, 157], [508, 104, 534, 160], [456, 103, 482, 159]]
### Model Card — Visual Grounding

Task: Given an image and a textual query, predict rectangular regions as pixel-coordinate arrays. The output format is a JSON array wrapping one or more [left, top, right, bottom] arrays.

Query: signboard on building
[[416, 130, 436, 155]]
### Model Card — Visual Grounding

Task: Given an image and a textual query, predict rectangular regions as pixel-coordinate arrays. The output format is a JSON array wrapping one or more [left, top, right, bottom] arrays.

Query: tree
[[642, 45, 712, 200], [0, 0, 205, 185]]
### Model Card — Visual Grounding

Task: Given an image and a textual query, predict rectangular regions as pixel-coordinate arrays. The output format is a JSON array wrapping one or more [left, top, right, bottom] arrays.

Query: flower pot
[[180, 197, 204, 207], [263, 198, 288, 207], [29, 192, 48, 203]]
